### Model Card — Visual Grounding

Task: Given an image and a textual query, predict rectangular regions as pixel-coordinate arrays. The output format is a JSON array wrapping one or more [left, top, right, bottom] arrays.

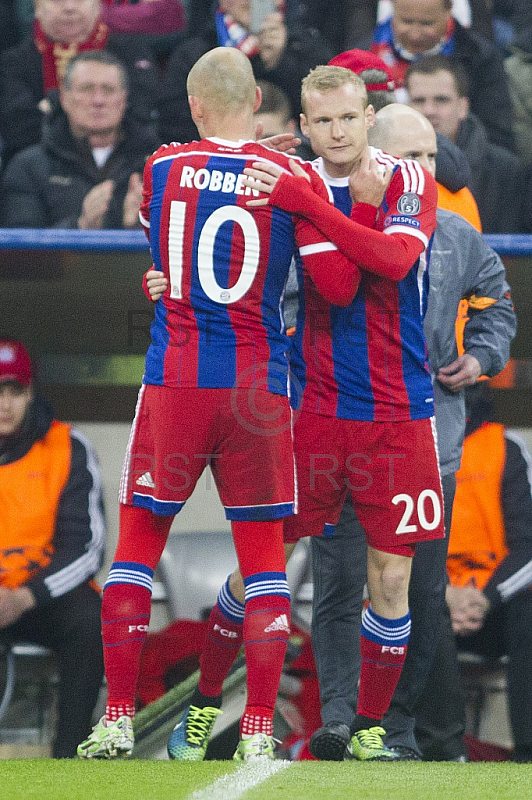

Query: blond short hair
[[301, 65, 368, 114]]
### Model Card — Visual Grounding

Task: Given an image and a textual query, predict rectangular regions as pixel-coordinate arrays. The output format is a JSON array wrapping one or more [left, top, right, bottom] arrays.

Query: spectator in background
[[253, 79, 296, 140], [0, 50, 157, 229], [99, 0, 185, 36], [371, 0, 515, 152], [0, 0, 22, 52], [294, 0, 532, 57], [156, 0, 333, 145], [0, 0, 158, 168], [296, 0, 501, 53], [0, 339, 106, 758], [504, 27, 532, 174], [414, 383, 532, 763], [405, 54, 524, 233], [6, 0, 186, 40]]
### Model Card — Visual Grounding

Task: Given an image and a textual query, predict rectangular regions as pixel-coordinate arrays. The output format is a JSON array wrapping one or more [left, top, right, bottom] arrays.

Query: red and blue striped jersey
[[139, 137, 337, 394], [290, 148, 436, 422]]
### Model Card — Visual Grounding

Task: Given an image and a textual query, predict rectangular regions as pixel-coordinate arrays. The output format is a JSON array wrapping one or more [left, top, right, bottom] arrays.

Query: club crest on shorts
[[397, 192, 421, 215]]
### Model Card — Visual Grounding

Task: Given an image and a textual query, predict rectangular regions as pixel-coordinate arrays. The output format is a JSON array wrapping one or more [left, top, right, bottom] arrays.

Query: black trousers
[[415, 589, 532, 759], [0, 582, 104, 758], [311, 472, 456, 755]]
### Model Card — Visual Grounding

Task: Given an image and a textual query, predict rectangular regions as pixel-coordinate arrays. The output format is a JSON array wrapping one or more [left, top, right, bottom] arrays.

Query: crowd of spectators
[[0, 0, 530, 231]]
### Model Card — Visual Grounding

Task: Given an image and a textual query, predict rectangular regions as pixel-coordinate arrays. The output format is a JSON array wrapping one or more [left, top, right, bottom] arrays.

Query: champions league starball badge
[[397, 192, 421, 215]]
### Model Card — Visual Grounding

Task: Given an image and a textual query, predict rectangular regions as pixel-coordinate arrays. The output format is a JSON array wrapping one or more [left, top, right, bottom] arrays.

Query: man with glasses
[[0, 49, 157, 229]]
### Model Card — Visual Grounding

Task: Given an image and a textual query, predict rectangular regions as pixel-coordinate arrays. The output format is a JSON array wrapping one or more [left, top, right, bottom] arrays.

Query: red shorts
[[120, 384, 295, 520], [283, 411, 444, 556]]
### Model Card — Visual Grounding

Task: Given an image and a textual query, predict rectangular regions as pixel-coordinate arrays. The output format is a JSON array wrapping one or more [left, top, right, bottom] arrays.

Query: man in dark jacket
[[0, 49, 157, 229], [371, 0, 515, 152], [0, 339, 106, 757], [405, 54, 524, 233], [157, 0, 333, 145], [0, 0, 158, 168]]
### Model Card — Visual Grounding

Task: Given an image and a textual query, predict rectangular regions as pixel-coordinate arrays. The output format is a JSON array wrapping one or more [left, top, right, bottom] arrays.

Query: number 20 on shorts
[[392, 489, 442, 535]]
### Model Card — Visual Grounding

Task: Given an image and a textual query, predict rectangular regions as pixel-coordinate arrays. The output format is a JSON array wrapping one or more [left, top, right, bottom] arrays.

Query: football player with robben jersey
[[291, 147, 435, 422], [139, 138, 360, 394], [138, 70, 444, 764], [81, 49, 367, 764]]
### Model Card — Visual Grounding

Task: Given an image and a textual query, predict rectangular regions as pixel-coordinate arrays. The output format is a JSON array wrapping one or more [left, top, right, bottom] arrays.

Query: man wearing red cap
[[329, 48, 397, 95], [0, 340, 106, 757]]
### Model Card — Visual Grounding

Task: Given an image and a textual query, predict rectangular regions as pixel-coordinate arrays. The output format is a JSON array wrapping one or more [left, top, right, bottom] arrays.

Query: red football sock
[[231, 519, 290, 738], [241, 593, 291, 737], [102, 580, 152, 717], [103, 504, 173, 720], [356, 607, 410, 721], [198, 598, 244, 697]]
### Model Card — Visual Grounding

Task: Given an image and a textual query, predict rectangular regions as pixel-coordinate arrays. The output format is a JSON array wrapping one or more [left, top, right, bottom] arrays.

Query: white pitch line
[[188, 759, 292, 800]]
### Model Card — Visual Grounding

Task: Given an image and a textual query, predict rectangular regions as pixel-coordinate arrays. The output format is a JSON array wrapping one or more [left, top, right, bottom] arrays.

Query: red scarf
[[33, 18, 110, 93]]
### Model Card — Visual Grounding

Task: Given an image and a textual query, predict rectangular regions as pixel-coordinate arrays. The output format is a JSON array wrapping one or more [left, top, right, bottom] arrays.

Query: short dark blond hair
[[301, 65, 367, 114], [257, 80, 293, 124]]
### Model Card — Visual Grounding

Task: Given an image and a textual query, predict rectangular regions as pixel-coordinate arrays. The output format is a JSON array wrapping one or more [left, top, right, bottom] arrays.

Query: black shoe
[[512, 746, 532, 763], [388, 745, 422, 761], [309, 722, 350, 761]]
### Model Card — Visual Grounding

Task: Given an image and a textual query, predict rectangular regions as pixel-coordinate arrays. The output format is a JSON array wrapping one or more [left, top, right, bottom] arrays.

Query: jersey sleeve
[[139, 150, 156, 239], [350, 202, 380, 228], [270, 167, 438, 282], [293, 167, 361, 306], [383, 161, 438, 247]]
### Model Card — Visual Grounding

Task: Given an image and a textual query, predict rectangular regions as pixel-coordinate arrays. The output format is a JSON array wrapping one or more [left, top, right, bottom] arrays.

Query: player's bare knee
[[379, 563, 410, 607], [369, 557, 411, 614], [229, 569, 246, 604]]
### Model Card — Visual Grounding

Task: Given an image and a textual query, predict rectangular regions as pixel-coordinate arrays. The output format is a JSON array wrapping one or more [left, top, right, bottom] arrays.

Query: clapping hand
[[78, 179, 115, 229]]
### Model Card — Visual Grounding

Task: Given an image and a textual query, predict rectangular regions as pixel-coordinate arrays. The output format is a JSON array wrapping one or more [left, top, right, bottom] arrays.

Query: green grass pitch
[[1, 759, 532, 800]]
